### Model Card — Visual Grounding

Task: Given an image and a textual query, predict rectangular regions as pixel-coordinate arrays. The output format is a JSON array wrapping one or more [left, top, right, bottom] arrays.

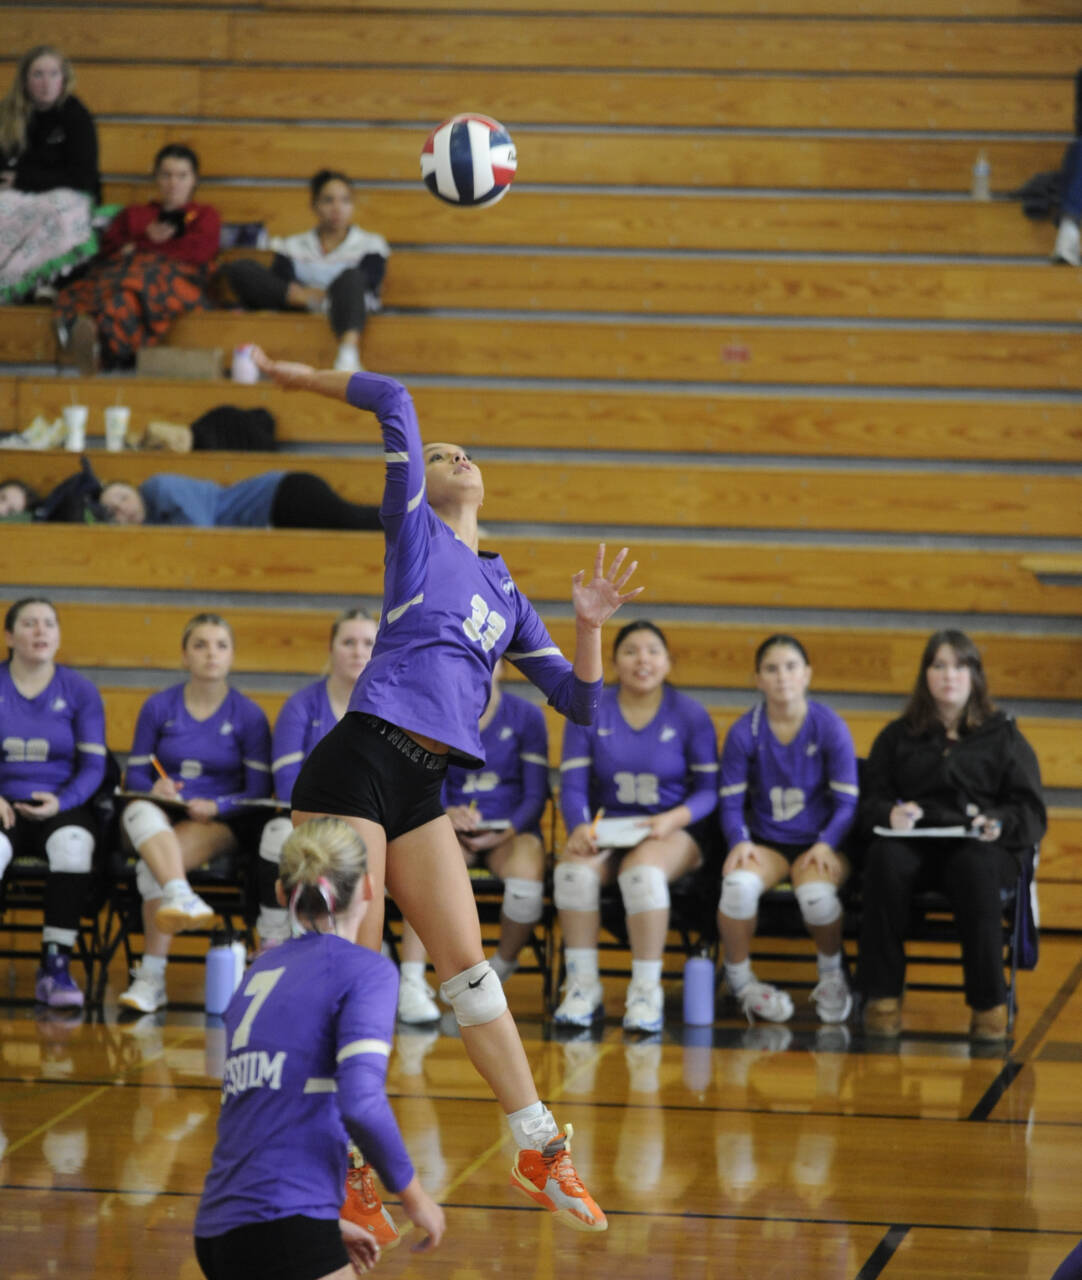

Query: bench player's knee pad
[[617, 864, 670, 915], [135, 858, 164, 902], [439, 960, 508, 1027], [259, 816, 292, 865], [501, 876, 544, 925], [719, 868, 764, 920], [122, 799, 171, 851], [45, 825, 94, 874], [0, 829, 12, 879], [553, 860, 600, 912], [795, 880, 842, 928]]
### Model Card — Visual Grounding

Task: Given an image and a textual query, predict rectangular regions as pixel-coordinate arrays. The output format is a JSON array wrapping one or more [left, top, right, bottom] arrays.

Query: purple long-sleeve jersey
[[0, 663, 106, 811], [272, 679, 337, 804], [195, 932, 413, 1236], [560, 685, 718, 830], [718, 699, 858, 851], [125, 683, 271, 816], [344, 373, 600, 766], [442, 690, 549, 835]]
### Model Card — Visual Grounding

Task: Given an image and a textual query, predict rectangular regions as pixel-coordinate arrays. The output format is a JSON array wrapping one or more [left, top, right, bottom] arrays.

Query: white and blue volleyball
[[421, 114, 517, 208]]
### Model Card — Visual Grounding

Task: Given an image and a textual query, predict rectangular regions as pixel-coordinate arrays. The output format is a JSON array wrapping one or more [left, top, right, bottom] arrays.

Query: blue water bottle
[[205, 930, 244, 1015], [683, 948, 716, 1026]]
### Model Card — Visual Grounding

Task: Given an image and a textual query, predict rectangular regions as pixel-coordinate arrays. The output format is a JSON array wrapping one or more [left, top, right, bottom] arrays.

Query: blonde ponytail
[[279, 817, 367, 931]]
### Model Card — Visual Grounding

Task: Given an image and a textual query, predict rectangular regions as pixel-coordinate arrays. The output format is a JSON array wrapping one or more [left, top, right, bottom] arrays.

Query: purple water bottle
[[683, 948, 716, 1026]]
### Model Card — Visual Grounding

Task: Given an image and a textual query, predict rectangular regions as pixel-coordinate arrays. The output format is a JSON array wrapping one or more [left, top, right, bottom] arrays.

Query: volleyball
[[420, 114, 517, 208]]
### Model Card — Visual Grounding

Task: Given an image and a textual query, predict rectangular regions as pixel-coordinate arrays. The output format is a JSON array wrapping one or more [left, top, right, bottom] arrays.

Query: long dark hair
[[754, 632, 809, 670], [902, 629, 994, 735], [4, 595, 57, 658], [612, 619, 668, 660]]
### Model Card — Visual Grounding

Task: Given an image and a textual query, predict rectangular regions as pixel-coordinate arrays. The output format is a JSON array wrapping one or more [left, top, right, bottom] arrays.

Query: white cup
[[231, 344, 259, 385], [62, 404, 88, 452], [104, 405, 130, 452]]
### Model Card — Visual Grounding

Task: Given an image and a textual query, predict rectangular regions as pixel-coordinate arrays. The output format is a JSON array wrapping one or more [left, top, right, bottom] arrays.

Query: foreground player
[[194, 817, 444, 1279], [253, 347, 641, 1232]]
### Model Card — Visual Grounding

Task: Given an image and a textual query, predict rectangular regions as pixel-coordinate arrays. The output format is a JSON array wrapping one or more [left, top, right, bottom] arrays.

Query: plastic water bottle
[[682, 949, 716, 1026], [971, 151, 991, 202], [205, 930, 246, 1015], [231, 344, 259, 384]]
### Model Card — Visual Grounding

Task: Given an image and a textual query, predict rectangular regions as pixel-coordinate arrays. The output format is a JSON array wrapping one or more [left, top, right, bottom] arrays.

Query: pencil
[[149, 754, 171, 785], [589, 807, 605, 838]]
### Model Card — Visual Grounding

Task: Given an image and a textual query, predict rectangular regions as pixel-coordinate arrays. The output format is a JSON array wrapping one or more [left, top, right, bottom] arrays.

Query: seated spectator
[[0, 46, 100, 303], [396, 658, 550, 1023], [258, 607, 378, 946], [117, 612, 272, 1013], [856, 629, 1046, 1041], [218, 168, 389, 373], [716, 634, 858, 1025], [0, 597, 106, 1008], [0, 479, 42, 519], [54, 143, 219, 373], [99, 470, 380, 530], [552, 620, 718, 1033]]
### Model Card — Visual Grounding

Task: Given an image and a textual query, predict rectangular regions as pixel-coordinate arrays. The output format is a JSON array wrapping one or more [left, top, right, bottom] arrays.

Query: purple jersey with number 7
[[342, 373, 600, 766]]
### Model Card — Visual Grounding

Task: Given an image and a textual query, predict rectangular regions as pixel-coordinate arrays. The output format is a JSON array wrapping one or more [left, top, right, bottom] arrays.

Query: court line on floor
[[2, 1084, 112, 1160]]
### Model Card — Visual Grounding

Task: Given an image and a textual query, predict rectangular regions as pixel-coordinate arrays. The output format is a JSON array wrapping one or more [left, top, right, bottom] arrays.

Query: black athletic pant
[[856, 836, 1019, 1010], [270, 472, 380, 530], [222, 257, 367, 336]]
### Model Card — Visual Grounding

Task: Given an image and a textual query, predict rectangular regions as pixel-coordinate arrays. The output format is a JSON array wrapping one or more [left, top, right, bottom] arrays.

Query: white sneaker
[[810, 971, 853, 1024], [1052, 219, 1080, 267], [622, 980, 664, 1033], [397, 973, 440, 1024], [154, 885, 216, 934], [333, 342, 363, 373], [118, 964, 168, 1013], [553, 979, 604, 1027], [738, 980, 794, 1024]]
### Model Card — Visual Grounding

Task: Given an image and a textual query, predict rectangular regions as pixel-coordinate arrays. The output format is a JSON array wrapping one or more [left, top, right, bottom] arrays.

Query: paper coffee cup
[[62, 404, 88, 452], [104, 405, 130, 452]]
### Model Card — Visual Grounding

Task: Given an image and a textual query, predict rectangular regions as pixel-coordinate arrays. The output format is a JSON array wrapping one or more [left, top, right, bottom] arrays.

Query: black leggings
[[222, 257, 368, 336], [270, 472, 380, 530]]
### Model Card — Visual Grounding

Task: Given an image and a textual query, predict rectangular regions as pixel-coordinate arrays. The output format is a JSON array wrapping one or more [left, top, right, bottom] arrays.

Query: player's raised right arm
[[250, 346, 353, 399]]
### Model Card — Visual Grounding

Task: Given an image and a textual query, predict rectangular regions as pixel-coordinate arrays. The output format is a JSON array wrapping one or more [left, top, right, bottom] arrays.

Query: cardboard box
[[135, 347, 223, 380]]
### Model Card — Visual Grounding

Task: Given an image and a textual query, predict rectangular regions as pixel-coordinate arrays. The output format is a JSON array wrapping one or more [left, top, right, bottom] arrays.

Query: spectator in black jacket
[[856, 630, 1046, 1042], [0, 46, 100, 303]]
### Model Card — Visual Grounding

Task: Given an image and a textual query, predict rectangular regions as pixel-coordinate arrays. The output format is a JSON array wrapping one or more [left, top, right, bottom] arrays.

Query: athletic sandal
[[511, 1124, 607, 1232], [341, 1158, 401, 1249]]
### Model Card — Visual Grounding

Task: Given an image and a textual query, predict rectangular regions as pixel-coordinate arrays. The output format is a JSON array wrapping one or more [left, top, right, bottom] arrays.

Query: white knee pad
[[553, 860, 600, 912], [44, 825, 94, 874], [135, 858, 163, 902], [719, 868, 764, 921], [122, 799, 171, 850], [795, 881, 842, 928], [618, 864, 670, 916], [502, 877, 544, 925], [439, 960, 508, 1028], [259, 816, 292, 865], [0, 830, 12, 880]]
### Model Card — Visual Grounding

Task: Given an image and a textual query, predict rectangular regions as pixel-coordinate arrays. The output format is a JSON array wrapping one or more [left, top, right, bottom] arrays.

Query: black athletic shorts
[[291, 712, 448, 841], [8, 805, 97, 858], [748, 833, 819, 866], [195, 1215, 347, 1280]]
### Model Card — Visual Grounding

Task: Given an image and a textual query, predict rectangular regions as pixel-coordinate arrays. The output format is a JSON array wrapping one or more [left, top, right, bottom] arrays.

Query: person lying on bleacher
[[856, 629, 1046, 1042], [0, 45, 100, 304], [116, 612, 271, 1015], [99, 470, 380, 530], [53, 143, 219, 374], [0, 597, 106, 1009], [553, 619, 719, 1034], [217, 168, 389, 374], [716, 633, 858, 1027], [396, 657, 550, 1024]]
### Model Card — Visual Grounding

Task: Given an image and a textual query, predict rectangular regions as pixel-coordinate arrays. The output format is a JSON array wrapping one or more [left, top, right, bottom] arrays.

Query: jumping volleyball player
[[194, 817, 444, 1279], [252, 348, 642, 1233]]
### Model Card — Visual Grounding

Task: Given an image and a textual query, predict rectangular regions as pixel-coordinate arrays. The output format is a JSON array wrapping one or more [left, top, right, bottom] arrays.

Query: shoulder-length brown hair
[[902, 629, 995, 736]]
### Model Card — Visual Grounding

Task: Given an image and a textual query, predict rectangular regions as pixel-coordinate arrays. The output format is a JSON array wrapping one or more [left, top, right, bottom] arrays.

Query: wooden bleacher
[[2, 0, 1080, 943]]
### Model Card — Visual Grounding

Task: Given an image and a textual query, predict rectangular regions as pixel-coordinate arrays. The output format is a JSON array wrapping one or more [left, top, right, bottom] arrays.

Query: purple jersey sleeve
[[53, 670, 107, 811], [272, 680, 332, 804], [124, 690, 166, 793], [507, 697, 551, 834], [559, 715, 595, 831], [814, 705, 859, 849], [443, 693, 550, 833], [504, 598, 601, 727], [215, 695, 272, 817]]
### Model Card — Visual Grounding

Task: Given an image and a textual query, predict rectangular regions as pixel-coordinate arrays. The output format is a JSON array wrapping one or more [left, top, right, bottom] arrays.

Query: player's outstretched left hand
[[250, 346, 316, 390], [571, 543, 643, 628]]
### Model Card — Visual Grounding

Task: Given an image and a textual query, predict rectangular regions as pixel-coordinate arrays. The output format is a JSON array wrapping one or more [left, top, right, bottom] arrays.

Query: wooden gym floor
[[2, 935, 1081, 1280]]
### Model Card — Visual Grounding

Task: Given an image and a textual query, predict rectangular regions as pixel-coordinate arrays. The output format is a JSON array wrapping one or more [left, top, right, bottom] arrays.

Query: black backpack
[[32, 456, 108, 523]]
